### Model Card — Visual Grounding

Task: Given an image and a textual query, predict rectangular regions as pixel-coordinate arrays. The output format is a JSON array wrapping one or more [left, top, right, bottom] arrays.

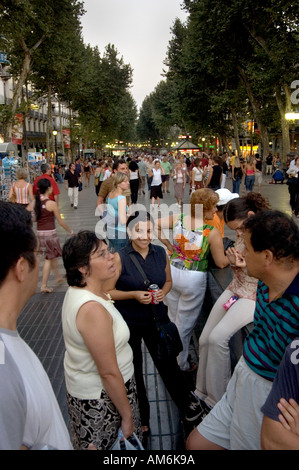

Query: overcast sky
[[80, 0, 188, 110]]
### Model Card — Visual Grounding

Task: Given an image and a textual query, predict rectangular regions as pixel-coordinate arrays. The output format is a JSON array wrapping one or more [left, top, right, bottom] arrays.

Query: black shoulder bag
[[129, 253, 183, 360]]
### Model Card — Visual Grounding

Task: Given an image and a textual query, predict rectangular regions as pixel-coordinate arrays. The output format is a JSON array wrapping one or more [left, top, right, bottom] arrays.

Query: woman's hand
[[121, 415, 135, 439], [134, 291, 152, 304], [278, 398, 299, 435], [156, 289, 166, 303], [226, 247, 246, 268]]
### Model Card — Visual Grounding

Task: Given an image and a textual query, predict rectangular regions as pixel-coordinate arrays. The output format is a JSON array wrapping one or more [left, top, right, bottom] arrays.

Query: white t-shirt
[[0, 329, 72, 450]]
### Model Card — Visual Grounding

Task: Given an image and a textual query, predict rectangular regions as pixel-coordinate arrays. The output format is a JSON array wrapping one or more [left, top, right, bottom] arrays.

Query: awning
[[0, 142, 18, 157], [173, 140, 200, 150]]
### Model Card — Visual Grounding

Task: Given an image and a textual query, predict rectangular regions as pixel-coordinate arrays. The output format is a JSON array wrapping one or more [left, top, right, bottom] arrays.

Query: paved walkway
[[16, 170, 297, 450]]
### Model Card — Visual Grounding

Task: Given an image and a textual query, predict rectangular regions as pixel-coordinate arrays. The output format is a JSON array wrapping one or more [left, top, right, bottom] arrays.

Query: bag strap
[[129, 253, 151, 288]]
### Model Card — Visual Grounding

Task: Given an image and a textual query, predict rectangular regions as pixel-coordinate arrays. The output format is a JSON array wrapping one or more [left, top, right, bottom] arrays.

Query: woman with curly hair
[[157, 188, 229, 372]]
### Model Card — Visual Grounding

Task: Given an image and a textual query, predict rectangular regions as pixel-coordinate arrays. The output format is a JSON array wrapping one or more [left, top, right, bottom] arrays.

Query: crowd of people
[[2, 149, 299, 451]]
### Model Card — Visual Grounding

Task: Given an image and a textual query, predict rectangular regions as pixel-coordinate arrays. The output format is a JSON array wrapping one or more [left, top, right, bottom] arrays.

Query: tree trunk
[[6, 35, 46, 140], [237, 66, 269, 158], [46, 85, 53, 162], [6, 52, 32, 139], [58, 97, 64, 158], [275, 84, 291, 166], [231, 110, 241, 156]]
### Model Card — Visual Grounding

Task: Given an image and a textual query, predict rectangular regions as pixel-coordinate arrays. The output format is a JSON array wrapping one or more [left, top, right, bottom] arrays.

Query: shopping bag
[[110, 429, 144, 451]]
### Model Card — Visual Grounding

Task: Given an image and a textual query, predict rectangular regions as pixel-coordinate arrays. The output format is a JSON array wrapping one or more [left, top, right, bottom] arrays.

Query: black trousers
[[130, 179, 139, 204], [128, 321, 193, 427]]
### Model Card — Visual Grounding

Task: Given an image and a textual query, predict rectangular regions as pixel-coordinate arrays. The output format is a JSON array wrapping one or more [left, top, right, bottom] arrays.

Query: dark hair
[[35, 178, 52, 220], [223, 192, 270, 223], [129, 160, 139, 171], [62, 231, 106, 287], [243, 210, 299, 261], [0, 201, 37, 286], [116, 159, 126, 168], [126, 211, 154, 231]]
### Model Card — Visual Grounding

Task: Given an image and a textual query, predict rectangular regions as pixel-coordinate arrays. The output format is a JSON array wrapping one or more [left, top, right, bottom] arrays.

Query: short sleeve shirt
[[261, 338, 299, 421]]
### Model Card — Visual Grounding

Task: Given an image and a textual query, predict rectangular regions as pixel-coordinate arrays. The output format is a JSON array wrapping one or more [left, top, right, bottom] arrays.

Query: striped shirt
[[12, 182, 30, 204], [243, 273, 299, 381]]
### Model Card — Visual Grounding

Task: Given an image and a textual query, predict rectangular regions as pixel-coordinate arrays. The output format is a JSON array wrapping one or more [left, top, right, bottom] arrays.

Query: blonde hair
[[112, 172, 128, 189], [16, 168, 28, 180], [190, 188, 219, 217]]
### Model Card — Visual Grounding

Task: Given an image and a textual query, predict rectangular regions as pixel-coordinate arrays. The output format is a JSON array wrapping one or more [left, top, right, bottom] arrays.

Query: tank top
[[151, 168, 162, 186], [13, 182, 30, 204], [62, 287, 133, 399], [37, 199, 55, 231], [192, 167, 203, 182], [208, 165, 222, 189], [170, 214, 213, 272]]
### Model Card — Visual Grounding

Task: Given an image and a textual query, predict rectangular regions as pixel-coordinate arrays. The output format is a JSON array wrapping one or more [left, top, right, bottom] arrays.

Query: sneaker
[[74, 206, 78, 209], [184, 392, 208, 423]]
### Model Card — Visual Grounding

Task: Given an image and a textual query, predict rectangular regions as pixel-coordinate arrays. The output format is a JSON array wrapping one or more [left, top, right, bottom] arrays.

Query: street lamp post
[[52, 130, 58, 165]]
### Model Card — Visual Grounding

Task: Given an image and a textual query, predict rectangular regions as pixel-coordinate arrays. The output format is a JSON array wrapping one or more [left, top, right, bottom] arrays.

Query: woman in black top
[[206, 156, 223, 190], [105, 211, 203, 435]]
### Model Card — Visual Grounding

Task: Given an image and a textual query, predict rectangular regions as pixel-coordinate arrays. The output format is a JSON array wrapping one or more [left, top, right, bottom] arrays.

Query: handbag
[[110, 428, 144, 450], [129, 254, 183, 360]]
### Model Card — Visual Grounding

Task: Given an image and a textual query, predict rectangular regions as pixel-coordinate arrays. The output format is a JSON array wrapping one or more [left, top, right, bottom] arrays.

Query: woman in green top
[[157, 188, 229, 372]]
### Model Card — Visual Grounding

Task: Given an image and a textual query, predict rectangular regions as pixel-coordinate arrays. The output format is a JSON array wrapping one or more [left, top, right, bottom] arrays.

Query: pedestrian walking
[[231, 156, 244, 194], [64, 162, 81, 209], [33, 163, 60, 204], [149, 159, 164, 209], [28, 178, 74, 293], [129, 159, 140, 204]]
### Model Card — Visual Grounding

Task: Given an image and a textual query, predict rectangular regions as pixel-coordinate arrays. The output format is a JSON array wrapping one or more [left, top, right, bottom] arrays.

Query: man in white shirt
[[0, 202, 72, 450]]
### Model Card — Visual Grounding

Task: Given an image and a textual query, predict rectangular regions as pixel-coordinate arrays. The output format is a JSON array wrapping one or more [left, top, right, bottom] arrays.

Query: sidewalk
[[17, 172, 297, 450]]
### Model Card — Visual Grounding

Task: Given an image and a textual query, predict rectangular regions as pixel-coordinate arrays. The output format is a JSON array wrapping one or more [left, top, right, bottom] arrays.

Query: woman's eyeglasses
[[92, 246, 115, 259]]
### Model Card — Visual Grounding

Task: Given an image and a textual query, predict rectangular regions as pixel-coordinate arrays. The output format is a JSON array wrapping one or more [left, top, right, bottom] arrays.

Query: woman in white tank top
[[61, 231, 141, 450]]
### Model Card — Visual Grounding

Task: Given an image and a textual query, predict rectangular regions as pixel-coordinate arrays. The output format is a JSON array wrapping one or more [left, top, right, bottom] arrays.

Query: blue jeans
[[232, 177, 241, 194], [107, 228, 128, 252], [245, 175, 255, 192]]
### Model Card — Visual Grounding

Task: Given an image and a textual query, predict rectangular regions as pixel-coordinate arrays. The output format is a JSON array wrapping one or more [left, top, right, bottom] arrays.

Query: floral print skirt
[[66, 375, 142, 450]]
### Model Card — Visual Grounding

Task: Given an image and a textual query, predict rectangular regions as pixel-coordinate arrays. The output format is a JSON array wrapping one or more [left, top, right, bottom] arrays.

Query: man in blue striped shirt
[[187, 211, 299, 450]]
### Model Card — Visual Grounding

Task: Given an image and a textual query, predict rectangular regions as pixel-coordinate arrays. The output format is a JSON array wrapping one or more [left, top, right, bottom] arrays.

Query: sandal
[[40, 287, 53, 293]]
